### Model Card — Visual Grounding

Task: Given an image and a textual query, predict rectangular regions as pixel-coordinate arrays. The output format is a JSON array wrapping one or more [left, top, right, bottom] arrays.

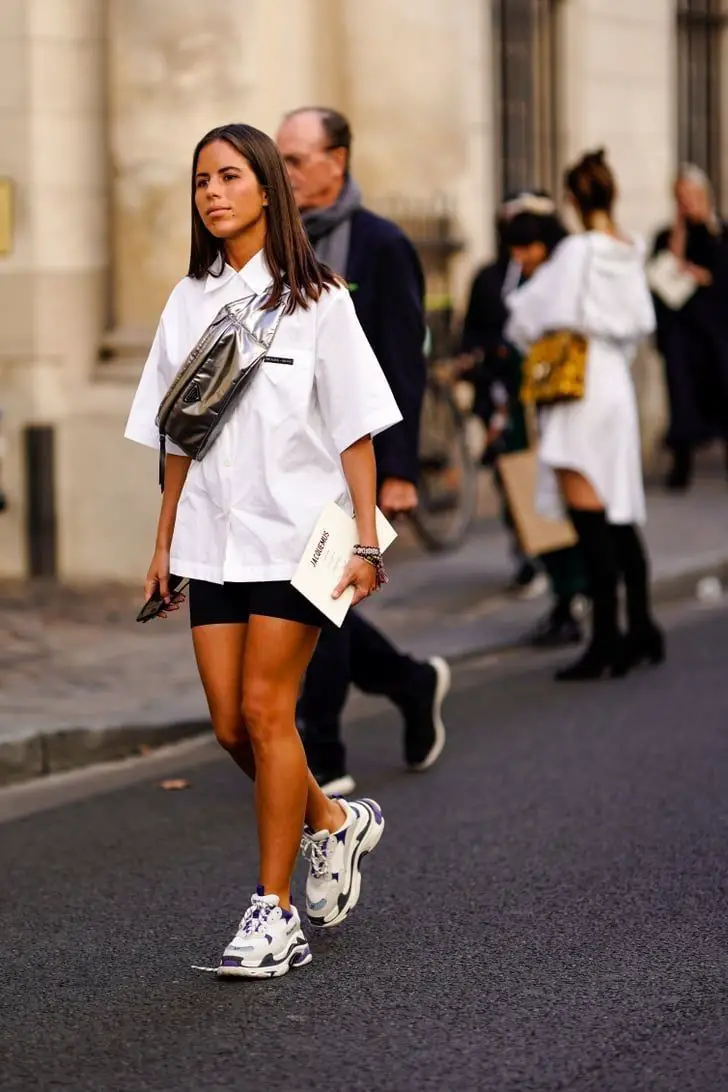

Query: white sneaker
[[216, 887, 312, 979], [301, 798, 384, 929], [317, 772, 357, 797]]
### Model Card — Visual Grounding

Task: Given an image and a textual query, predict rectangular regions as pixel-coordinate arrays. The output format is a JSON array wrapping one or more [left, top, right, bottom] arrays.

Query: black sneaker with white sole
[[403, 656, 450, 771]]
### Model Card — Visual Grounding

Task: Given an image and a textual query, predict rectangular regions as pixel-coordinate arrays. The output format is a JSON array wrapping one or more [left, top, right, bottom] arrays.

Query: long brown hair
[[564, 148, 616, 225], [187, 123, 337, 312]]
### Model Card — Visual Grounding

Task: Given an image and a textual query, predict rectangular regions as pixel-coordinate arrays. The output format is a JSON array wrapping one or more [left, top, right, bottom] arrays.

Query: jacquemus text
[[310, 531, 329, 567]]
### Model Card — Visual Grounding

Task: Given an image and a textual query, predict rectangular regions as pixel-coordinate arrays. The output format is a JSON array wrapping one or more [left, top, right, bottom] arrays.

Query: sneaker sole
[[515, 573, 549, 601], [312, 798, 384, 930], [216, 939, 312, 980], [319, 773, 356, 796], [408, 657, 450, 773]]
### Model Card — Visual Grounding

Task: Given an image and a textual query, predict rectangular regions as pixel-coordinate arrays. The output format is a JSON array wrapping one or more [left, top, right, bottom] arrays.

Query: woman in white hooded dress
[[506, 150, 665, 681]]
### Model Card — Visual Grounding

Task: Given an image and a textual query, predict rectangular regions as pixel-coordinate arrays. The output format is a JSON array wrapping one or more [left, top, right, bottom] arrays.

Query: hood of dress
[[583, 233, 654, 341]]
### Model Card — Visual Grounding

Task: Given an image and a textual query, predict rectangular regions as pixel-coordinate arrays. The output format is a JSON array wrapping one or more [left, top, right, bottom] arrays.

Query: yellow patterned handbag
[[520, 330, 588, 406]]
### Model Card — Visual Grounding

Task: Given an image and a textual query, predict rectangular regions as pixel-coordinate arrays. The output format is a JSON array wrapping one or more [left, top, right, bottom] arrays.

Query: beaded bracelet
[[353, 544, 389, 589]]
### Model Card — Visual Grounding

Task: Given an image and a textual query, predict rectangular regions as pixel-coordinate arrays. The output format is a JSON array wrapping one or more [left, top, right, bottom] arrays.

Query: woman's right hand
[[144, 547, 186, 620], [144, 547, 171, 605], [144, 547, 185, 619]]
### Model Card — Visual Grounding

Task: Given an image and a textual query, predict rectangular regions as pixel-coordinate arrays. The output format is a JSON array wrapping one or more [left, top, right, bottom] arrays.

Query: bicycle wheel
[[409, 379, 478, 552]]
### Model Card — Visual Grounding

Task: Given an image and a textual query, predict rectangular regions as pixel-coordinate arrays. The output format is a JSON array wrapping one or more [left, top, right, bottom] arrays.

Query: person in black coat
[[650, 165, 728, 490], [277, 107, 450, 795], [459, 196, 587, 648]]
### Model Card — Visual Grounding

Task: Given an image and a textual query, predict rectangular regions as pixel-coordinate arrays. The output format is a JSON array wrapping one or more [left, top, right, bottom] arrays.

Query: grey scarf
[[301, 177, 363, 276]]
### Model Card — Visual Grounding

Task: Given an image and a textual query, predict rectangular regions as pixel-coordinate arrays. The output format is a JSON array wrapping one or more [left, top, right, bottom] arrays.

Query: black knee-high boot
[[609, 523, 665, 667], [555, 508, 629, 682]]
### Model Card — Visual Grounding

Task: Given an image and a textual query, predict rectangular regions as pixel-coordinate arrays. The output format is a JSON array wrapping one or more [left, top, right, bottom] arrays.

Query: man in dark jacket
[[277, 106, 450, 795]]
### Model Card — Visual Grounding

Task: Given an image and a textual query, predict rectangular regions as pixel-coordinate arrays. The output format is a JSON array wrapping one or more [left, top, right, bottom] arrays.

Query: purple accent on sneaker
[[221, 958, 241, 967], [281, 908, 293, 921], [335, 829, 347, 843], [331, 872, 339, 881], [265, 934, 273, 943], [256, 884, 265, 896]]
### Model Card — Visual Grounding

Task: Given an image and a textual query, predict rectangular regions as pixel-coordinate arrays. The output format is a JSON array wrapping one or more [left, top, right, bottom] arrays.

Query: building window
[[493, 0, 561, 200], [677, 0, 727, 202]]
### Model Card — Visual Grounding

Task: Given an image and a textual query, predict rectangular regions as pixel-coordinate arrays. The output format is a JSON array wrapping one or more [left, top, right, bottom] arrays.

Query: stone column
[[560, 0, 674, 466], [104, 0, 341, 370], [560, 0, 674, 236], [105, 0, 254, 366], [0, 0, 107, 576], [331, 0, 495, 310]]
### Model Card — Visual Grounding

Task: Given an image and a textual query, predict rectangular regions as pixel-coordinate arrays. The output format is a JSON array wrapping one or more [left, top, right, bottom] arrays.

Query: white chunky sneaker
[[301, 797, 384, 929], [216, 887, 312, 979]]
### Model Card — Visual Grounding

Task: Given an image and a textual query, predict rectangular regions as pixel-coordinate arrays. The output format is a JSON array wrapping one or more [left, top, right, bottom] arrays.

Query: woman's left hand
[[333, 556, 378, 606]]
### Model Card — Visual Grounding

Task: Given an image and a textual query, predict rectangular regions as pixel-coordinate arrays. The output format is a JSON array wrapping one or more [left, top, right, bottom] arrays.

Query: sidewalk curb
[[1, 555, 726, 789], [0, 719, 209, 789]]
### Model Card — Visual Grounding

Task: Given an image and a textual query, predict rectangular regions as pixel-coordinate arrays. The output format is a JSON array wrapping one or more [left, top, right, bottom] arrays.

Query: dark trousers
[[541, 545, 588, 603], [661, 313, 728, 449], [298, 612, 428, 771]]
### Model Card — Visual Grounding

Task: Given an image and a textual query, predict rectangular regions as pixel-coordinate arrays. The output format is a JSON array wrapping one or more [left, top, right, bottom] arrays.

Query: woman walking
[[125, 124, 401, 977], [499, 204, 588, 648], [506, 150, 665, 681], [651, 164, 728, 490]]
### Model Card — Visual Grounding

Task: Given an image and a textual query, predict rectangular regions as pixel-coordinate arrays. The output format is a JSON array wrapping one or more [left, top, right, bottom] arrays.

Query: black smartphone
[[136, 576, 190, 623]]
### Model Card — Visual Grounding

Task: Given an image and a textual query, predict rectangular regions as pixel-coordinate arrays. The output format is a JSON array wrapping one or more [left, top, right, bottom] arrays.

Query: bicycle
[[408, 360, 479, 552]]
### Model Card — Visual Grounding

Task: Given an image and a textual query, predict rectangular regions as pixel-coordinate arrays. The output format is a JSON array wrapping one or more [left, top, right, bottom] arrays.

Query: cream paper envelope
[[291, 503, 397, 627], [645, 250, 698, 311]]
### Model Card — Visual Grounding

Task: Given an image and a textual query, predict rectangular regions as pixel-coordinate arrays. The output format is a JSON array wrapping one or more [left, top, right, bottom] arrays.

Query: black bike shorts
[[188, 579, 330, 630]]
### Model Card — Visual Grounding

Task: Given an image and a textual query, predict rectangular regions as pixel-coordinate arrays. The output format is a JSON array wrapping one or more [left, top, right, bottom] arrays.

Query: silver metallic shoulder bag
[[155, 287, 289, 490]]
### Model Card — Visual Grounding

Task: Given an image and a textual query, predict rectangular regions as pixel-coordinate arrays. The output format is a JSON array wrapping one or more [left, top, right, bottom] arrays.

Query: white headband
[[501, 193, 557, 221]]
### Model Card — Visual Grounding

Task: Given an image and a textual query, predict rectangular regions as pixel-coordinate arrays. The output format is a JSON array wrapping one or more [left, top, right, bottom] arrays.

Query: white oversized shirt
[[124, 249, 402, 583]]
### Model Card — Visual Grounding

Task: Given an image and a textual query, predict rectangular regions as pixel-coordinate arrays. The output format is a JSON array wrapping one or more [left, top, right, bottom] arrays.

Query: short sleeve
[[124, 297, 186, 456], [314, 285, 403, 454]]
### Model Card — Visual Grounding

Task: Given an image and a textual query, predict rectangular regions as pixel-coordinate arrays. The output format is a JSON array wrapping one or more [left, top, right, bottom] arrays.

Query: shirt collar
[[203, 248, 274, 296]]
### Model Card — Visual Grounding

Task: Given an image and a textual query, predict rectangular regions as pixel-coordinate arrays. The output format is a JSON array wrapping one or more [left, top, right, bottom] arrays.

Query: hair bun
[[564, 148, 616, 219]]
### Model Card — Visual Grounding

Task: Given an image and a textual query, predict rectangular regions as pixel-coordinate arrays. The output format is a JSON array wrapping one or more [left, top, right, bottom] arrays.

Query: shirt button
[[224, 459, 232, 468]]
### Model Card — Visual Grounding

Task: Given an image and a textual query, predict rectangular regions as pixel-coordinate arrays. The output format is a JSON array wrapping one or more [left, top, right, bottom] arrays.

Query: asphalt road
[[2, 602, 728, 1092]]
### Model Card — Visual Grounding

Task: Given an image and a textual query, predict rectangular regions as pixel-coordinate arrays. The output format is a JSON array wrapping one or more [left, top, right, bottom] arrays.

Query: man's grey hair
[[284, 106, 352, 175], [678, 162, 713, 198]]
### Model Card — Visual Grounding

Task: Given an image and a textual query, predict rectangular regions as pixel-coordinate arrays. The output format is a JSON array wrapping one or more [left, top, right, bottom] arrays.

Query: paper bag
[[497, 449, 577, 556]]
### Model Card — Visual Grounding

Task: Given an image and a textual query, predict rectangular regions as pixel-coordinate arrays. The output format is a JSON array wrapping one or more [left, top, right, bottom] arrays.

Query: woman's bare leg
[[241, 616, 345, 909], [555, 468, 604, 511], [192, 621, 251, 762], [192, 621, 344, 838]]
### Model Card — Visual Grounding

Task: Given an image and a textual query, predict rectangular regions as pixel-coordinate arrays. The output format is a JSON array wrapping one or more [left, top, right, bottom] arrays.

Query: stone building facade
[[0, 0, 721, 580]]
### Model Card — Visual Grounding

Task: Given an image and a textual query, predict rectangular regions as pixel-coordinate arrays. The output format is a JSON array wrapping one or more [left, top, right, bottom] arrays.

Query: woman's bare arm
[[335, 435, 379, 605], [144, 453, 192, 602], [339, 435, 378, 547]]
